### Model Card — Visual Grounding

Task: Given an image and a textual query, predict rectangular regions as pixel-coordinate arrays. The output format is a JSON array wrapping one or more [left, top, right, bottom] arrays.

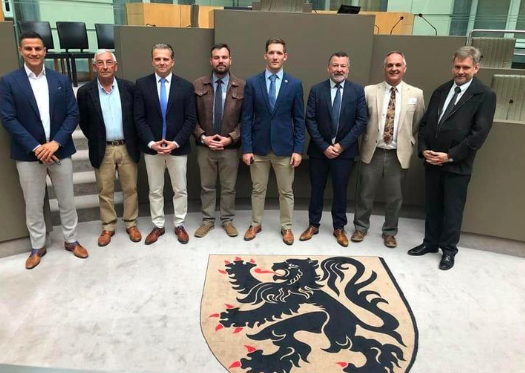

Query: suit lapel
[[397, 83, 409, 132], [376, 82, 385, 124], [324, 80, 333, 123], [88, 80, 104, 123], [272, 72, 289, 114], [45, 69, 58, 121], [116, 78, 129, 127], [166, 74, 177, 114], [340, 79, 353, 119], [149, 74, 162, 117], [15, 68, 40, 118], [258, 72, 272, 114], [437, 81, 454, 120]]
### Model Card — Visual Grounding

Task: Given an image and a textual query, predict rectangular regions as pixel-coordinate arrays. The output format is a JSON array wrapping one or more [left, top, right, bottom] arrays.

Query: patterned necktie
[[383, 86, 396, 144], [213, 79, 223, 134], [160, 78, 168, 139], [269, 74, 277, 110], [440, 86, 462, 124], [332, 83, 342, 143]]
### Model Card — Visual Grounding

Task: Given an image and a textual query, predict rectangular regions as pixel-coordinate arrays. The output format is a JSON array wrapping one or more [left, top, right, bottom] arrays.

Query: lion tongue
[[254, 268, 275, 274]]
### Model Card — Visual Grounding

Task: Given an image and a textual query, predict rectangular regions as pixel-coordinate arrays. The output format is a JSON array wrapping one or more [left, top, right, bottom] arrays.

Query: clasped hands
[[151, 139, 179, 154], [34, 140, 60, 164], [242, 152, 302, 167], [202, 134, 232, 151], [423, 150, 449, 166], [323, 143, 343, 159]]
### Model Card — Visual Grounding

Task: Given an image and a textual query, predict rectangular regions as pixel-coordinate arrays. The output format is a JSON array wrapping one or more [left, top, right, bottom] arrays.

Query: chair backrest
[[18, 21, 55, 50], [95, 23, 114, 50], [56, 22, 89, 51]]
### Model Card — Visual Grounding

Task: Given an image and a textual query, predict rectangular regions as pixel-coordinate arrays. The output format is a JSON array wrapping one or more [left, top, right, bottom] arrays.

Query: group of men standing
[[0, 31, 496, 272]]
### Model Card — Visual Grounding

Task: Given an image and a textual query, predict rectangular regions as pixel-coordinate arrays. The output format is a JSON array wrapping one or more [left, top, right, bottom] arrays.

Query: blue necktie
[[160, 78, 168, 139], [269, 74, 277, 110], [213, 79, 223, 134], [332, 83, 342, 142]]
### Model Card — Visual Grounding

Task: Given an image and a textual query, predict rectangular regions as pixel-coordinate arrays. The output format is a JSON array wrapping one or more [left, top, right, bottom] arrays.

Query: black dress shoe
[[439, 254, 455, 270], [407, 243, 439, 256]]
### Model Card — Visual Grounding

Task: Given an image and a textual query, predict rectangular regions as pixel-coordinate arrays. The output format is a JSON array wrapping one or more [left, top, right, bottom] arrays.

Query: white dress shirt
[[377, 81, 402, 150], [25, 64, 50, 142], [439, 79, 473, 122]]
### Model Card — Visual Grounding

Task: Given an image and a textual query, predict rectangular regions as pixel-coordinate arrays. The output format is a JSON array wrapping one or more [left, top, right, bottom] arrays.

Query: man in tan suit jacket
[[352, 51, 425, 248]]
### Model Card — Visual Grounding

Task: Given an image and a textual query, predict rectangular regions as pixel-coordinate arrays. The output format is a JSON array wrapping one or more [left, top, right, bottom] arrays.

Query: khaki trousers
[[250, 152, 294, 229], [197, 146, 239, 224], [95, 144, 138, 231], [144, 153, 187, 228], [16, 157, 78, 249]]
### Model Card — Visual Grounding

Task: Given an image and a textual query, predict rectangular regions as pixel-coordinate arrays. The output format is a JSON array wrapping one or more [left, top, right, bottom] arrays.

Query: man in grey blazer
[[352, 51, 425, 248]]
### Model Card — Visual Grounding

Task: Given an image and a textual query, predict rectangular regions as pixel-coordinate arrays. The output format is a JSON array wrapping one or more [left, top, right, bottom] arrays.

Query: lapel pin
[[284, 80, 288, 83]]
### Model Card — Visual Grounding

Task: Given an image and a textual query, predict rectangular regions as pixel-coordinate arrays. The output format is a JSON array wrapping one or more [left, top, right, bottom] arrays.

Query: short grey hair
[[151, 43, 174, 59], [94, 49, 117, 62], [384, 51, 406, 67], [453, 46, 481, 65]]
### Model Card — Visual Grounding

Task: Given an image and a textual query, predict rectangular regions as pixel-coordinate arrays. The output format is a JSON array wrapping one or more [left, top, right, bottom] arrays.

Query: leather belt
[[106, 140, 125, 146]]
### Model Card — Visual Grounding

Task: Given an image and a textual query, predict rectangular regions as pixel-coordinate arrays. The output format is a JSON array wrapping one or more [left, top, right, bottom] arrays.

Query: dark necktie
[[160, 78, 168, 139], [383, 86, 396, 144], [213, 79, 223, 134], [332, 83, 342, 142], [440, 86, 462, 124], [269, 74, 277, 110]]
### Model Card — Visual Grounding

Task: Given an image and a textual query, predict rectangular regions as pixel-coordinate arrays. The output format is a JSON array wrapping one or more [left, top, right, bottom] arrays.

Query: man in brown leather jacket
[[193, 43, 245, 238]]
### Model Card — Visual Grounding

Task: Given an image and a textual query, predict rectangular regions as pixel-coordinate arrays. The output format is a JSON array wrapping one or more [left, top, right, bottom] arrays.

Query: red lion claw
[[228, 361, 241, 369], [233, 327, 243, 334], [215, 324, 224, 332], [235, 256, 242, 261], [218, 269, 227, 274], [249, 258, 255, 263], [225, 303, 234, 309], [336, 362, 348, 368], [244, 345, 257, 353], [224, 260, 231, 265], [209, 313, 220, 318]]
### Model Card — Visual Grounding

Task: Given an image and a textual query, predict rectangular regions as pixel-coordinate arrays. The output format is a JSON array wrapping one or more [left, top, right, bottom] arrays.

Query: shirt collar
[[155, 72, 172, 83], [265, 69, 284, 81], [97, 78, 116, 93], [213, 72, 229, 86], [330, 79, 345, 89], [24, 64, 46, 79], [453, 78, 473, 93], [385, 81, 403, 92]]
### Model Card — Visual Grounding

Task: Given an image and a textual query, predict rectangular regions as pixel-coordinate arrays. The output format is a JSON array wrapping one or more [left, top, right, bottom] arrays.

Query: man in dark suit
[[408, 46, 496, 270], [299, 51, 367, 247], [134, 43, 196, 245], [0, 31, 88, 269], [241, 38, 305, 245], [77, 49, 141, 247]]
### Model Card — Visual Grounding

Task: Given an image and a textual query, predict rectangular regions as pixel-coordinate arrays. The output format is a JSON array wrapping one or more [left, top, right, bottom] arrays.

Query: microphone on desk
[[418, 13, 438, 36], [390, 16, 404, 35], [506, 99, 514, 120]]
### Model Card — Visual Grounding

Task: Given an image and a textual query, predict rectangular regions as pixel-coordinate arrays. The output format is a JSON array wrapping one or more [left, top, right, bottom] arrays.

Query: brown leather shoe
[[175, 226, 189, 244], [382, 234, 397, 248], [334, 229, 349, 247], [281, 229, 294, 246], [244, 225, 262, 241], [194, 222, 214, 238], [65, 242, 89, 258], [145, 227, 165, 245], [222, 222, 238, 237], [350, 230, 366, 242], [98, 230, 115, 247], [299, 225, 319, 241], [25, 248, 47, 270], [126, 226, 142, 243]]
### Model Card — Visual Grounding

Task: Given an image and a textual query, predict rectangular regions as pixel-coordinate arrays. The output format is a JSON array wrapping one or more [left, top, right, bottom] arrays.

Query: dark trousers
[[308, 156, 354, 230], [424, 166, 471, 256]]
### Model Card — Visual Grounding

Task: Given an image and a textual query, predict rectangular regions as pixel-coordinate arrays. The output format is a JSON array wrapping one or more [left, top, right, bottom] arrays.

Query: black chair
[[56, 21, 94, 87], [95, 23, 114, 50], [18, 21, 69, 74]]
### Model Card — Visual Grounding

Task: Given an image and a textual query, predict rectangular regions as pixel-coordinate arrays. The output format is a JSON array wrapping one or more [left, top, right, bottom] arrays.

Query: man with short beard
[[193, 43, 245, 238], [299, 52, 367, 247], [352, 51, 425, 249]]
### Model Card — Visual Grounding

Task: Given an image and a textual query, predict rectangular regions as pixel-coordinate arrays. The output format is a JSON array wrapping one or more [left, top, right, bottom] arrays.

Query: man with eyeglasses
[[77, 49, 142, 246]]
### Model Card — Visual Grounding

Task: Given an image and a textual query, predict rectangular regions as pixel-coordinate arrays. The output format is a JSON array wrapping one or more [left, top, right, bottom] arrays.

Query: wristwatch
[[447, 154, 454, 163], [200, 135, 205, 144]]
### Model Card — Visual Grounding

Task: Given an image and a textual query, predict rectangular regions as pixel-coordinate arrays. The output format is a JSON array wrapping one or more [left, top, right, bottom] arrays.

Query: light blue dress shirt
[[265, 69, 284, 99], [98, 79, 124, 141], [212, 72, 229, 124]]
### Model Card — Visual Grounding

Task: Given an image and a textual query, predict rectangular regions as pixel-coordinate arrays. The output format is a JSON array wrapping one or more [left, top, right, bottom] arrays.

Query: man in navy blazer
[[241, 38, 305, 245], [0, 31, 89, 269], [134, 43, 196, 245], [299, 51, 367, 247]]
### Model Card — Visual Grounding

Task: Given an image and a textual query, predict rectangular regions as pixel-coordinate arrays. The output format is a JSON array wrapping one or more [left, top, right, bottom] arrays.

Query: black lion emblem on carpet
[[214, 256, 410, 373]]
